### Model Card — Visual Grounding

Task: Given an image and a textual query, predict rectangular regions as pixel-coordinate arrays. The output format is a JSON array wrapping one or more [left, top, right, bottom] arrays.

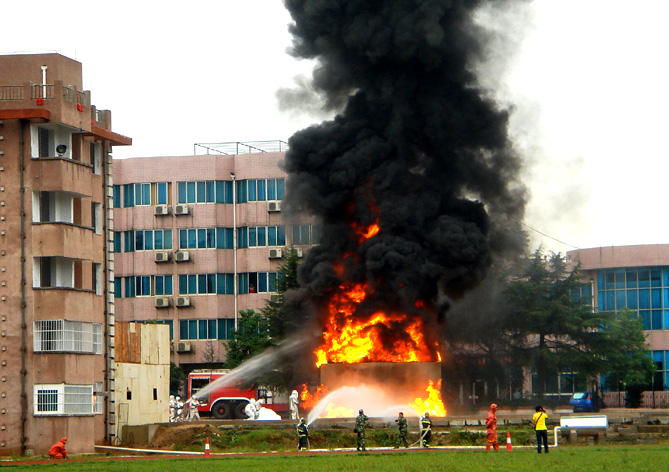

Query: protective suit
[[420, 412, 432, 447], [169, 395, 177, 422], [187, 397, 201, 422], [297, 418, 309, 450], [255, 399, 264, 420], [49, 437, 67, 459], [244, 399, 258, 420], [289, 390, 300, 420], [485, 403, 499, 451]]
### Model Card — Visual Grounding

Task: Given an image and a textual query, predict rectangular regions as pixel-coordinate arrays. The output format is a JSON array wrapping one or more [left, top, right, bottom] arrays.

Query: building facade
[[0, 54, 130, 455], [567, 244, 669, 391], [112, 148, 318, 373]]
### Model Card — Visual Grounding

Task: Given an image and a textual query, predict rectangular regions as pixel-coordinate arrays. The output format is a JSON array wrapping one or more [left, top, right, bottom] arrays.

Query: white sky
[[4, 1, 669, 255]]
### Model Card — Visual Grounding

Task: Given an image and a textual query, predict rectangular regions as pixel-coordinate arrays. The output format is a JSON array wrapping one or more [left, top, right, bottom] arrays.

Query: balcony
[[32, 223, 98, 260], [31, 158, 94, 197]]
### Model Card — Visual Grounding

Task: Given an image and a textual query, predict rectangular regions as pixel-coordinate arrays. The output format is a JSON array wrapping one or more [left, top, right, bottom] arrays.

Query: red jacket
[[49, 438, 67, 458]]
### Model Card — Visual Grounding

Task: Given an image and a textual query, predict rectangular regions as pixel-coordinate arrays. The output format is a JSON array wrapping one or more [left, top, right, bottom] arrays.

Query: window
[[125, 230, 172, 251], [179, 228, 216, 249], [155, 275, 173, 296], [91, 202, 102, 234], [178, 180, 220, 204], [92, 263, 102, 295], [112, 232, 122, 253], [113, 185, 122, 208], [33, 257, 74, 289], [156, 182, 169, 205], [32, 191, 74, 224], [240, 272, 277, 294], [178, 273, 234, 295], [34, 384, 96, 416], [246, 179, 284, 202], [179, 318, 236, 340], [33, 320, 102, 354], [242, 226, 285, 247], [90, 142, 102, 174]]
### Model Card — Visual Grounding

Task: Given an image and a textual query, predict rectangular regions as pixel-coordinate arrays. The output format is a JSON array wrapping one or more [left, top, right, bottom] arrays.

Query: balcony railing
[[0, 85, 24, 100], [31, 84, 55, 99]]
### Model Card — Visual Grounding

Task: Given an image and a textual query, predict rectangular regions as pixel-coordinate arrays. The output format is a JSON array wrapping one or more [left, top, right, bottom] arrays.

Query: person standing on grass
[[297, 418, 309, 450], [420, 412, 433, 447], [355, 409, 369, 451], [395, 412, 408, 448], [485, 403, 499, 451], [532, 405, 549, 453]]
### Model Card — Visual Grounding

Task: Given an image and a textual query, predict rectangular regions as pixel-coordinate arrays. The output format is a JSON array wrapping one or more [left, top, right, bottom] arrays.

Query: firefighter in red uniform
[[49, 437, 67, 459], [485, 403, 499, 451]]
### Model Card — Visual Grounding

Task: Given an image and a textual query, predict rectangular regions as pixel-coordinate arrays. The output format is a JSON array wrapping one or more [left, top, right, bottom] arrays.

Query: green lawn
[[3, 446, 665, 472]]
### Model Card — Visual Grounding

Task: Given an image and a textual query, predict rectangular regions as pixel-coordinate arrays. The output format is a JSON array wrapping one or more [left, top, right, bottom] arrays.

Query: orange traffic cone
[[506, 431, 513, 452], [204, 437, 211, 457]]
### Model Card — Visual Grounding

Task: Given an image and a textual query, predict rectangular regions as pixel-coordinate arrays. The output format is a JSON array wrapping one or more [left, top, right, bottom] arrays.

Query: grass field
[[4, 445, 666, 472]]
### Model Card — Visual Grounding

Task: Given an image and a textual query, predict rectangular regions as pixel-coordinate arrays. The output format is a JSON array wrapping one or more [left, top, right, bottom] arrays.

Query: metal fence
[[0, 85, 24, 100]]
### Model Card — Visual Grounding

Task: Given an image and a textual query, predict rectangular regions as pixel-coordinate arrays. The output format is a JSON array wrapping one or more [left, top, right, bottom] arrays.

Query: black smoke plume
[[281, 0, 527, 362]]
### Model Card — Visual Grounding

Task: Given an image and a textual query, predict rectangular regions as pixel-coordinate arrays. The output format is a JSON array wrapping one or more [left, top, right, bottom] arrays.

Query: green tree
[[503, 249, 654, 399], [170, 361, 186, 396], [600, 308, 655, 405], [224, 309, 273, 370], [264, 246, 303, 339]]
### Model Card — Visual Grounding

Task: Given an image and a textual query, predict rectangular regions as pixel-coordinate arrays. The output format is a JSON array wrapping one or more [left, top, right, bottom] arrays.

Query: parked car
[[570, 392, 602, 412]]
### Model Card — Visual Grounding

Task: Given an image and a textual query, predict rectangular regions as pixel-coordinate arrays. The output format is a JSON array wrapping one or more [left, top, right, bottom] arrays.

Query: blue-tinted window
[[164, 230, 172, 250], [652, 310, 663, 330], [652, 289, 662, 308], [257, 227, 266, 246], [188, 274, 197, 295], [142, 183, 151, 205], [188, 229, 197, 249], [615, 270, 625, 289], [640, 310, 651, 330], [238, 227, 247, 248], [626, 269, 637, 288], [155, 231, 163, 250], [277, 179, 285, 200], [248, 228, 257, 247], [605, 271, 615, 290], [268, 226, 277, 246], [605, 291, 614, 311], [627, 290, 638, 309], [652, 268, 662, 288], [278, 226, 286, 245], [236, 180, 247, 203], [248, 180, 257, 201], [198, 229, 207, 249], [187, 182, 196, 203], [206, 181, 215, 203], [179, 230, 188, 249], [113, 185, 122, 208], [257, 180, 266, 201], [114, 278, 122, 298], [113, 232, 122, 253], [639, 289, 651, 310], [178, 182, 187, 204], [615, 290, 626, 311], [197, 181, 206, 203], [124, 184, 134, 207], [144, 231, 154, 250], [267, 179, 276, 200], [639, 269, 650, 288], [179, 275, 188, 294], [157, 182, 168, 204], [125, 276, 136, 298]]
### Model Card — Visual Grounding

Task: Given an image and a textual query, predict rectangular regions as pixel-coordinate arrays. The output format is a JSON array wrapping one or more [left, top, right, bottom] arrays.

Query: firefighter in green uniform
[[355, 408, 369, 451], [421, 412, 433, 447], [297, 418, 309, 450], [395, 411, 408, 448]]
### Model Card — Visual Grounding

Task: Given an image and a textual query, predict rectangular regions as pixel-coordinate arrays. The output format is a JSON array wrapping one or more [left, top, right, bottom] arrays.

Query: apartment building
[[0, 54, 130, 455], [112, 145, 318, 372]]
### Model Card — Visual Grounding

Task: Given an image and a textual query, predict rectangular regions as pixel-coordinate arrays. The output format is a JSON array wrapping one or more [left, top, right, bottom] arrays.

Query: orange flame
[[315, 282, 436, 367], [408, 380, 447, 417], [299, 384, 328, 411]]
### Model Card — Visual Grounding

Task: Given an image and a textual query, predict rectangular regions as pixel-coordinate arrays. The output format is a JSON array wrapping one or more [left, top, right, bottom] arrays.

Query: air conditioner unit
[[175, 250, 190, 262], [175, 204, 190, 215], [176, 341, 192, 352], [155, 297, 172, 308], [267, 201, 281, 212], [269, 248, 283, 259], [176, 296, 191, 307], [155, 251, 172, 262], [154, 204, 169, 216], [294, 248, 304, 258]]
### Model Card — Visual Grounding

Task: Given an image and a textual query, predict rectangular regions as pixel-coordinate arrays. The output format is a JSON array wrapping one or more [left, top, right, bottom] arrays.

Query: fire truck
[[188, 369, 288, 419]]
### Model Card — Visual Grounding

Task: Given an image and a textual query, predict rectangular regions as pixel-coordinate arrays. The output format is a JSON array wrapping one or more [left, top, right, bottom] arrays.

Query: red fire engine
[[188, 369, 288, 419]]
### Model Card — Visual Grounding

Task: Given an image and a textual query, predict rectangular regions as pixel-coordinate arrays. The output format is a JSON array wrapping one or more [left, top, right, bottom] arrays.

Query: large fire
[[315, 281, 438, 367], [309, 217, 446, 416]]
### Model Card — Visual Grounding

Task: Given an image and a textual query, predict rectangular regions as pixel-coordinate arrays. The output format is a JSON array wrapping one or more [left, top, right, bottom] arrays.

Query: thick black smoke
[[281, 0, 526, 358]]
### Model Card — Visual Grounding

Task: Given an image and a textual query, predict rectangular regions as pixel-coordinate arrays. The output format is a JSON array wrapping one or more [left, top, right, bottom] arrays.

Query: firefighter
[[485, 403, 499, 451], [169, 395, 177, 422], [420, 412, 432, 447], [187, 396, 201, 422], [297, 418, 309, 450], [289, 390, 300, 420], [395, 412, 408, 448], [355, 408, 369, 451], [48, 437, 67, 459], [244, 399, 258, 420]]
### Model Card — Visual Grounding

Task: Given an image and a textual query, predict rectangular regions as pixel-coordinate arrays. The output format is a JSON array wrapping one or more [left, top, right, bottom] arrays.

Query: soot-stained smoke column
[[282, 1, 526, 358]]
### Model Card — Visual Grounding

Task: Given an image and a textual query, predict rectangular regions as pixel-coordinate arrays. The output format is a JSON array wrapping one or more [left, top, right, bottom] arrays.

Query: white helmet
[[176, 396, 181, 402], [170, 395, 174, 400], [257, 399, 264, 405]]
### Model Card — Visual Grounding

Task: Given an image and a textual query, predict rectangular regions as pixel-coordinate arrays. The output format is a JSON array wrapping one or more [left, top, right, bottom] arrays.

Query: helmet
[[176, 396, 181, 401], [491, 403, 498, 410], [170, 395, 174, 400], [359, 409, 363, 414], [424, 412, 430, 417], [257, 399, 264, 405], [300, 418, 306, 424], [292, 390, 298, 396]]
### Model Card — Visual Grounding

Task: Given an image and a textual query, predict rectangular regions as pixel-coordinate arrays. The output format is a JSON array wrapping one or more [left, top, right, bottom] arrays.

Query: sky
[[3, 1, 669, 255]]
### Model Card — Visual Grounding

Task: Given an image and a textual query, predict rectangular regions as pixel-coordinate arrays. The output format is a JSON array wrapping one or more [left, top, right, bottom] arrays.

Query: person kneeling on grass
[[49, 437, 67, 459]]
